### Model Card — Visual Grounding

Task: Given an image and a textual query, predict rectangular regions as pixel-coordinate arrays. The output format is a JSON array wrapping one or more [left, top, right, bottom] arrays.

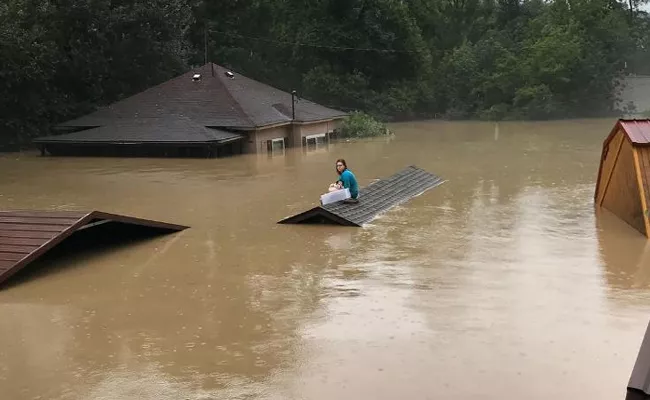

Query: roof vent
[[224, 71, 234, 79], [192, 73, 201, 81]]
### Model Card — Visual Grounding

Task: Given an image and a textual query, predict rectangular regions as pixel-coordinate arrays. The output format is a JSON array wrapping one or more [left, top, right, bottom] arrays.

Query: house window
[[304, 133, 328, 151], [266, 137, 286, 155]]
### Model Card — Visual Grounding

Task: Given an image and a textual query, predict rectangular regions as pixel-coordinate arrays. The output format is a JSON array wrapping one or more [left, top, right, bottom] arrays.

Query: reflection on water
[[597, 209, 650, 294], [1, 118, 649, 399]]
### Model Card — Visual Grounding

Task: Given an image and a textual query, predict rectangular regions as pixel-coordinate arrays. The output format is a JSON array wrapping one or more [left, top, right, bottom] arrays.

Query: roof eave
[[291, 115, 348, 125], [33, 139, 242, 146], [251, 115, 348, 130]]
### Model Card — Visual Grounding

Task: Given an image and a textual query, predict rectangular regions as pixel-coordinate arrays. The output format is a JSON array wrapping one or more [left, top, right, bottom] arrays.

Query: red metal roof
[[620, 119, 650, 145]]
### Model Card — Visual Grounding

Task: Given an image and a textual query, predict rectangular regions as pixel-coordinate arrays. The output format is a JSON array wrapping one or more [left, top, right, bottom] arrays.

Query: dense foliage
[[338, 112, 391, 138], [1, 0, 649, 148]]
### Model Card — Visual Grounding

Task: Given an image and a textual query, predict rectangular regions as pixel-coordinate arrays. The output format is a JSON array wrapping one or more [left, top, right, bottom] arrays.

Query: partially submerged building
[[34, 63, 348, 158], [594, 119, 650, 237]]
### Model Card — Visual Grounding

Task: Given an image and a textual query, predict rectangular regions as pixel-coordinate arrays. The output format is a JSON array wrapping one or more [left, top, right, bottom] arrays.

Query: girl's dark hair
[[335, 158, 347, 175]]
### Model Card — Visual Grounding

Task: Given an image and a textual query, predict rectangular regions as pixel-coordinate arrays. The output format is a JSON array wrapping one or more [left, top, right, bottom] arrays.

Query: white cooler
[[320, 188, 351, 205]]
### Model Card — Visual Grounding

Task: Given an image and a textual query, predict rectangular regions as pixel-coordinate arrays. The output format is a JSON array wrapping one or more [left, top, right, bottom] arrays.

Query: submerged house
[[34, 63, 348, 158], [594, 119, 650, 237]]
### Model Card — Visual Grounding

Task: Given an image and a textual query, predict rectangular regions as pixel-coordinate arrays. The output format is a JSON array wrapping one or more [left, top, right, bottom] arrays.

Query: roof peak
[[614, 119, 650, 145], [56, 61, 347, 130]]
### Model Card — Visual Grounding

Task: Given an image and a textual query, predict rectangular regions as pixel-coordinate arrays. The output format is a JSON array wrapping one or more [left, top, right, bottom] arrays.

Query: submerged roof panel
[[0, 210, 188, 287], [278, 166, 446, 226]]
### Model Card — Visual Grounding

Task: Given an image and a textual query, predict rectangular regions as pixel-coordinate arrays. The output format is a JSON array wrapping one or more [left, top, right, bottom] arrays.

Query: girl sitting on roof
[[328, 158, 359, 203]]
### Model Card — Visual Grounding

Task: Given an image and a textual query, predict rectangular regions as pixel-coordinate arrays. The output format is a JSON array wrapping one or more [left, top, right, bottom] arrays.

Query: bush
[[337, 112, 391, 139]]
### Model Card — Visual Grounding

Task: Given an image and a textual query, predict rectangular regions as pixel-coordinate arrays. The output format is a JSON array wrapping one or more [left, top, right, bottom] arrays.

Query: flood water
[[1, 119, 650, 400]]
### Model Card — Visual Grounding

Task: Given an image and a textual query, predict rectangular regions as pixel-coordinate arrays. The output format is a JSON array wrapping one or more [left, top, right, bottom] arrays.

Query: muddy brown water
[[1, 119, 649, 400]]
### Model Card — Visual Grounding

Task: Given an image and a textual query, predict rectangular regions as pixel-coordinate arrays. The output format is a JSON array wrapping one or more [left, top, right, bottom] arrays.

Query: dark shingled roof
[[278, 166, 446, 226], [34, 63, 347, 146], [52, 63, 347, 130], [34, 117, 243, 144]]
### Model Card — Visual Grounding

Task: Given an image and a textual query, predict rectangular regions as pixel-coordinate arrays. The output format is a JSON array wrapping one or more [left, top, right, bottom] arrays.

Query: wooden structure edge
[[595, 123, 622, 203], [632, 149, 650, 236], [598, 130, 626, 207]]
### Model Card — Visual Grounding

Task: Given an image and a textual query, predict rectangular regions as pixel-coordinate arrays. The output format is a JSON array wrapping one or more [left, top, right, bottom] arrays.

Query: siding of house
[[244, 120, 344, 154], [249, 126, 291, 153], [299, 121, 336, 136], [290, 120, 340, 146]]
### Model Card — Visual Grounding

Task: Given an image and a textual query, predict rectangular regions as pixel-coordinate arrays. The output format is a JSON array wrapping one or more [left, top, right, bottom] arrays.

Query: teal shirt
[[339, 169, 359, 198]]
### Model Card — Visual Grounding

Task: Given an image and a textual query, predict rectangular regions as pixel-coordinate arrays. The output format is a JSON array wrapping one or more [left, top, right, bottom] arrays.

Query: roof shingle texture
[[279, 166, 446, 226], [56, 63, 347, 130], [35, 117, 243, 144]]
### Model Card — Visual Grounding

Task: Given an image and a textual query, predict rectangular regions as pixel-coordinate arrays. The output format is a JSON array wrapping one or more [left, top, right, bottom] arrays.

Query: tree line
[[1, 0, 649, 149]]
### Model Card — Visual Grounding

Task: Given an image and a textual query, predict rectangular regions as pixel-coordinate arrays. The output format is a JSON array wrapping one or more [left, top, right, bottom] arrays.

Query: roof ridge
[[210, 63, 256, 128], [54, 62, 346, 131]]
